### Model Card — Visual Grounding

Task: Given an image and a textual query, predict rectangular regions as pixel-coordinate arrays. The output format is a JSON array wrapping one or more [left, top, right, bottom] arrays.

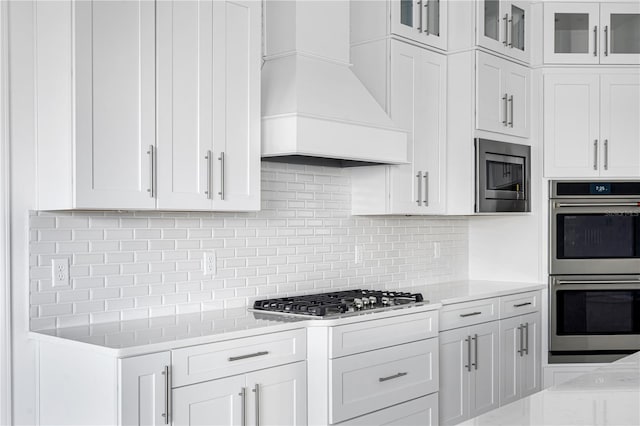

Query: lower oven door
[[550, 275, 640, 361]]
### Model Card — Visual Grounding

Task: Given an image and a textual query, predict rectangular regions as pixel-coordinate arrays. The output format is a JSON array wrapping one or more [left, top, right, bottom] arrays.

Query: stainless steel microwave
[[475, 139, 531, 213]]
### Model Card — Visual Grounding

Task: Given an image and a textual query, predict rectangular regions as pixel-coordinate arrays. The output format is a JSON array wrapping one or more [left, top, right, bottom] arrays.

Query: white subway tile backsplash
[[29, 163, 468, 330]]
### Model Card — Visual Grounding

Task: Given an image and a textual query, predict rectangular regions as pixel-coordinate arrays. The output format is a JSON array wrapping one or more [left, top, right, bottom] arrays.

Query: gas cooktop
[[249, 289, 426, 319]]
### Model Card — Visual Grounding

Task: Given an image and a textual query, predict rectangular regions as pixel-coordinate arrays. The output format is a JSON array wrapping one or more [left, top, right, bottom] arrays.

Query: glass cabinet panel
[[400, 0, 413, 28], [426, 0, 440, 36], [610, 13, 640, 54], [484, 0, 500, 42], [511, 5, 525, 51], [554, 13, 590, 54]]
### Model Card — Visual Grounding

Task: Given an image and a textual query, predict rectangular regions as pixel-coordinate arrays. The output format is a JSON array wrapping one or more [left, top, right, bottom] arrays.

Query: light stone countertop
[[461, 351, 640, 426], [29, 279, 545, 357]]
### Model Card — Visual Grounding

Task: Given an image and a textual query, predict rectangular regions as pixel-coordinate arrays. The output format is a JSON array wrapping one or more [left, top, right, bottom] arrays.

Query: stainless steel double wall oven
[[549, 181, 640, 363]]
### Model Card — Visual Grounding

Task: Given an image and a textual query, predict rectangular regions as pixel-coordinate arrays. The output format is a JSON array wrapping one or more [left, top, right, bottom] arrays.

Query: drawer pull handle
[[228, 351, 269, 362], [459, 311, 482, 318], [513, 302, 532, 308], [379, 372, 408, 382]]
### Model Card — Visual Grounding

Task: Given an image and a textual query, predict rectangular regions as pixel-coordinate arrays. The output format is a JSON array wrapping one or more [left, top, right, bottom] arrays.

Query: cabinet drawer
[[330, 311, 438, 358], [337, 393, 438, 425], [172, 329, 306, 387], [440, 298, 499, 331], [329, 339, 439, 424], [500, 291, 540, 319]]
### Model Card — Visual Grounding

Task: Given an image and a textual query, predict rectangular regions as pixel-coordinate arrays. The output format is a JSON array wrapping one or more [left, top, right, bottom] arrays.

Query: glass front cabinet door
[[477, 0, 530, 63], [391, 0, 448, 50], [544, 2, 640, 65]]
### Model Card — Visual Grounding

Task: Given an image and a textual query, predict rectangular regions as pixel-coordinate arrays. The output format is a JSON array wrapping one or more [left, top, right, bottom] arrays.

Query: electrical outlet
[[433, 242, 441, 259], [355, 246, 364, 264], [203, 251, 217, 276], [52, 258, 70, 288]]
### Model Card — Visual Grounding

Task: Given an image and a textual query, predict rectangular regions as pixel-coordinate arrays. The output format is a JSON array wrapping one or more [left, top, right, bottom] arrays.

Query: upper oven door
[[550, 199, 640, 275]]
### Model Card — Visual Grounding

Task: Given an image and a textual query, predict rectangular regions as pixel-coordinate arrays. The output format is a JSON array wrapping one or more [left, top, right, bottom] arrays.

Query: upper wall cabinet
[[477, 0, 530, 63], [544, 2, 640, 65], [351, 0, 447, 50], [34, 0, 260, 211]]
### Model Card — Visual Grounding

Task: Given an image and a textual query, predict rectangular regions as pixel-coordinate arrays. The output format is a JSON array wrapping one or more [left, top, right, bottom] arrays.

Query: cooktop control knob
[[354, 298, 363, 310]]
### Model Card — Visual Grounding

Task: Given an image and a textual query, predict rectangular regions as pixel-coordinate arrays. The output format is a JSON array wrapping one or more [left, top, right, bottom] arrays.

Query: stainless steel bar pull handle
[[162, 365, 170, 424], [594, 26, 598, 56], [416, 171, 423, 206], [218, 152, 225, 200], [239, 387, 247, 426], [205, 150, 213, 199], [514, 302, 532, 308], [253, 384, 261, 426], [417, 0, 423, 32], [556, 279, 640, 285], [604, 26, 609, 56], [518, 325, 523, 357], [465, 337, 471, 372], [472, 334, 478, 370], [460, 311, 482, 318], [228, 351, 269, 362], [594, 140, 598, 170], [424, 0, 430, 35], [379, 372, 408, 382], [508, 95, 514, 128], [508, 16, 513, 47], [554, 202, 640, 208], [604, 139, 609, 170], [502, 94, 508, 126], [503, 14, 509, 46], [524, 323, 529, 355], [147, 145, 155, 198], [423, 172, 429, 207]]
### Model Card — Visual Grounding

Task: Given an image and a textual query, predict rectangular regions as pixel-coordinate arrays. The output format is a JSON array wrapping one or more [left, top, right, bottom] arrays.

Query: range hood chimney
[[261, 1, 408, 167]]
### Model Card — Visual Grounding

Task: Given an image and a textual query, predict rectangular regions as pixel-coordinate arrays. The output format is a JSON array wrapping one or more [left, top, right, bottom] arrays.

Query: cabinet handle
[[147, 145, 155, 198], [416, 171, 422, 206], [239, 387, 247, 426], [161, 365, 170, 424], [218, 151, 225, 200], [416, 0, 423, 32], [518, 325, 523, 357], [423, 172, 429, 207], [460, 311, 482, 318], [228, 351, 269, 362], [514, 302, 532, 308], [508, 16, 513, 47], [424, 0, 430, 35], [604, 139, 609, 170], [379, 372, 408, 382], [508, 95, 514, 128], [604, 25, 609, 56], [524, 322, 529, 355], [252, 383, 260, 426], [205, 150, 213, 199], [465, 337, 472, 372], [594, 140, 598, 170], [472, 334, 478, 370], [593, 26, 598, 56], [503, 14, 509, 46], [502, 94, 508, 126]]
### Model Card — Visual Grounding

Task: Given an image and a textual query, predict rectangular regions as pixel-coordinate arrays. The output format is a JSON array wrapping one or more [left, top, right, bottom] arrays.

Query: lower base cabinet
[[172, 361, 307, 426], [338, 394, 438, 426]]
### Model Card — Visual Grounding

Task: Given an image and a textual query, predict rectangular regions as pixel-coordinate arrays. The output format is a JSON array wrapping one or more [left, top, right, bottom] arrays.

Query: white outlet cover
[[51, 258, 70, 288], [203, 251, 217, 276]]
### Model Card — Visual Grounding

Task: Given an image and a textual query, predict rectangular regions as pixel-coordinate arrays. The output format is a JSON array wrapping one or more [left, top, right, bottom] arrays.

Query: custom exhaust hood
[[261, 0, 408, 167]]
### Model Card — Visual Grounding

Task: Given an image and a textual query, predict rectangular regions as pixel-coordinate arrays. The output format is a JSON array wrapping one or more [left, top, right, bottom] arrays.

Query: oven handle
[[555, 279, 640, 286], [553, 202, 640, 208]]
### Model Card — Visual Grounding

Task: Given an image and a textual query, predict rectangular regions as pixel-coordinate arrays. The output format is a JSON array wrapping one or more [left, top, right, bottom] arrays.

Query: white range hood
[[261, 0, 408, 166]]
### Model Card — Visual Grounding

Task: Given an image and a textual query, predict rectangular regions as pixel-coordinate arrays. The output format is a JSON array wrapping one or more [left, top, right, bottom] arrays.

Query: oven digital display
[[590, 183, 612, 195]]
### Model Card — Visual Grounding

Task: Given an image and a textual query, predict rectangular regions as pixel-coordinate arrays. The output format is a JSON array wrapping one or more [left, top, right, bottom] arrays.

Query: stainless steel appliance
[[249, 289, 426, 319], [475, 138, 531, 213], [549, 181, 640, 363]]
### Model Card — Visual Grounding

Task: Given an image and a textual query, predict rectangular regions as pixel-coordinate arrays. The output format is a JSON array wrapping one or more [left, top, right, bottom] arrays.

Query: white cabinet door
[[599, 3, 640, 65], [74, 0, 156, 209], [505, 60, 530, 138], [600, 74, 640, 177], [544, 73, 600, 178], [543, 2, 600, 65], [439, 327, 470, 426], [172, 375, 245, 426], [247, 362, 307, 426], [477, 52, 508, 135], [156, 0, 213, 210], [390, 0, 447, 50], [119, 352, 170, 426], [477, 0, 530, 63], [468, 321, 500, 419], [211, 0, 261, 211], [520, 311, 542, 398], [499, 315, 522, 407], [341, 394, 438, 426]]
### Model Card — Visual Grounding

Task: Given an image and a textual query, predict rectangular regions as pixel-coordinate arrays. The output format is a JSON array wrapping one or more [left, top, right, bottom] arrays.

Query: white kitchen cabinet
[[544, 2, 640, 65], [499, 311, 542, 406], [351, 39, 447, 215], [120, 353, 171, 426], [476, 51, 530, 138], [439, 321, 500, 425], [351, 0, 447, 51], [35, 0, 260, 211], [477, 0, 530, 63], [339, 394, 438, 426], [173, 361, 307, 426], [544, 72, 640, 178]]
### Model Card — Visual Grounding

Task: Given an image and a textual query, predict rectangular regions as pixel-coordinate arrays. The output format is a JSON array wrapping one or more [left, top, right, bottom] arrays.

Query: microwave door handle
[[553, 202, 640, 208], [555, 280, 640, 286]]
